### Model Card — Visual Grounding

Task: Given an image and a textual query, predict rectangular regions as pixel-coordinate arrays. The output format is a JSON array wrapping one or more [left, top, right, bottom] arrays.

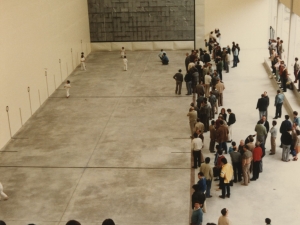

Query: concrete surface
[[0, 49, 299, 225]]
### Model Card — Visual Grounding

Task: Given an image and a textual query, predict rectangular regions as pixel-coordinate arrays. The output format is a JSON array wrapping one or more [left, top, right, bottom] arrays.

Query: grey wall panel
[[88, 0, 195, 42]]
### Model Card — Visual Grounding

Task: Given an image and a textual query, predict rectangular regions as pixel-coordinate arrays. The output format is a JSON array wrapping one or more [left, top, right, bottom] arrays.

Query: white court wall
[[204, 0, 270, 49], [0, 0, 91, 149]]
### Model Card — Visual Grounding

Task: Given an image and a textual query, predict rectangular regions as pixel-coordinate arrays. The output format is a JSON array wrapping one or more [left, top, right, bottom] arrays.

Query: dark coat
[[256, 97, 268, 111], [216, 125, 229, 143], [203, 53, 211, 63], [281, 131, 292, 145], [280, 120, 292, 133]]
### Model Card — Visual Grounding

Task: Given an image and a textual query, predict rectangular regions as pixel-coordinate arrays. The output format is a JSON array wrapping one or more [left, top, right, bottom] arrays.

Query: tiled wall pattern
[[88, 0, 195, 42]]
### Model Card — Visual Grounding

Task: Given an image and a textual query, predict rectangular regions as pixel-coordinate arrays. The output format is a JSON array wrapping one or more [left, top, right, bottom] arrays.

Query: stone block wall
[[88, 0, 195, 42]]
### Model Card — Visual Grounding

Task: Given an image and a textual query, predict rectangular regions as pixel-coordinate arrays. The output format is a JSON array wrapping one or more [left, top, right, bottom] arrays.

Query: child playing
[[0, 182, 8, 201], [64, 80, 71, 98], [120, 47, 125, 58], [123, 56, 128, 71]]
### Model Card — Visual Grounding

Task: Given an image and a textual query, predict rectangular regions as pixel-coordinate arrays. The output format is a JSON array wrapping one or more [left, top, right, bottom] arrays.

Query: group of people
[[187, 31, 300, 225], [187, 29, 241, 225], [268, 37, 300, 92]]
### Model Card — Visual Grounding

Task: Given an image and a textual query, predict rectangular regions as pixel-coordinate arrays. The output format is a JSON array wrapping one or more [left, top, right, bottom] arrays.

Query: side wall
[[204, 0, 269, 50], [0, 0, 91, 149]]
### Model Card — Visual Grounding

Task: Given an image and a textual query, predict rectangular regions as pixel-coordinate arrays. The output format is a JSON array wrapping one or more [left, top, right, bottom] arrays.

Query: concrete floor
[[0, 49, 299, 225]]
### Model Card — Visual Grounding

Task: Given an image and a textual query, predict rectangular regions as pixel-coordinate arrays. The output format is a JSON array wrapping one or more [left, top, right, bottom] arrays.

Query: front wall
[[88, 0, 195, 42]]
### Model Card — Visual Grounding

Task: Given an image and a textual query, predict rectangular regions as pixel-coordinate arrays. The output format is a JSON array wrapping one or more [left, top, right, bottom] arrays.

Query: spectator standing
[[209, 120, 216, 153], [256, 94, 268, 120], [269, 120, 277, 155], [218, 208, 231, 225], [251, 142, 263, 181], [187, 107, 197, 136], [293, 57, 299, 83], [204, 72, 212, 97], [173, 69, 183, 95], [191, 201, 203, 225], [200, 157, 213, 198], [281, 128, 292, 162], [274, 90, 284, 119], [227, 109, 236, 142], [191, 133, 203, 168], [230, 143, 242, 182], [197, 172, 207, 194], [241, 145, 252, 186], [219, 158, 233, 199], [216, 120, 229, 154], [216, 80, 225, 107], [184, 72, 193, 95]]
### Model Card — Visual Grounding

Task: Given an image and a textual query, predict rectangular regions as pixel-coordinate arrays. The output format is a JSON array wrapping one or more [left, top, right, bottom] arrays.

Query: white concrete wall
[[91, 41, 194, 52], [0, 0, 91, 149], [204, 0, 270, 49]]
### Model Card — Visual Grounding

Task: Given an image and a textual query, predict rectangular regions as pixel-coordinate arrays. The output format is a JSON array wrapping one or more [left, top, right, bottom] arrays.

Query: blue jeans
[[206, 179, 212, 197], [233, 56, 238, 67], [186, 81, 192, 94]]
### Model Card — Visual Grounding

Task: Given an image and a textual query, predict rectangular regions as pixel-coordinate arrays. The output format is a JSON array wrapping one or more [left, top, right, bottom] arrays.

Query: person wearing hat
[[173, 69, 183, 95]]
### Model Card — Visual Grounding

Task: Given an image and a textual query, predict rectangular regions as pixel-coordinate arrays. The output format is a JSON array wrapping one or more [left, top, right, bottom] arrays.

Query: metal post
[[59, 59, 62, 82], [71, 48, 74, 70], [28, 87, 32, 115], [38, 89, 41, 106], [6, 106, 12, 138], [45, 70, 49, 97], [19, 108, 23, 126]]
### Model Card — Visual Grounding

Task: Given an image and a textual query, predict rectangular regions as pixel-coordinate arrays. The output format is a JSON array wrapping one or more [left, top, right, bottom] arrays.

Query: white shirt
[[191, 137, 203, 151], [80, 57, 85, 62], [204, 75, 212, 84], [269, 126, 277, 137], [123, 58, 128, 64], [64, 83, 71, 89]]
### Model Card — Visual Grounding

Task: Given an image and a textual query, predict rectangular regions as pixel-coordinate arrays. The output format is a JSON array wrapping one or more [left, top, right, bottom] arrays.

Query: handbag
[[229, 180, 234, 186]]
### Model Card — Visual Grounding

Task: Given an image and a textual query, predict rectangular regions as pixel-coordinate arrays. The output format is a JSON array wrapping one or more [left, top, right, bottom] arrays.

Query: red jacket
[[252, 147, 263, 162]]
